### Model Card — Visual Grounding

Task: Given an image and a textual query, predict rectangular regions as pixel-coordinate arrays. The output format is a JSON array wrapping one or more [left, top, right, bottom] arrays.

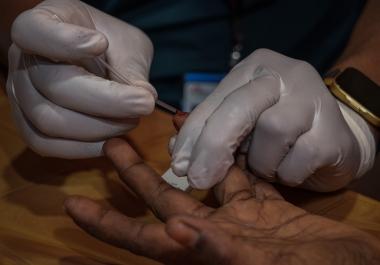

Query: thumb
[[166, 216, 236, 265], [11, 6, 108, 62]]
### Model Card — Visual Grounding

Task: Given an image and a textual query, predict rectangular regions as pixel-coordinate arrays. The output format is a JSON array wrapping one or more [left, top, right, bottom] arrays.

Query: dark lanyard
[[227, 0, 243, 67]]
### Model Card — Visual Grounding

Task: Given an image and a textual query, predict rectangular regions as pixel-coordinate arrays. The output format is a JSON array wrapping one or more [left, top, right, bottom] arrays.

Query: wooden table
[[1, 86, 380, 265]]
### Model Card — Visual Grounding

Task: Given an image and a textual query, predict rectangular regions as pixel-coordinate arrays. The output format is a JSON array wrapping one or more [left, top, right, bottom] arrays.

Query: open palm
[[65, 136, 380, 265]]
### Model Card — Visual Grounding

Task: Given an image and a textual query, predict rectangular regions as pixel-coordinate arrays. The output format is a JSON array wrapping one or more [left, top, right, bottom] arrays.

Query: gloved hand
[[7, 0, 156, 159], [170, 49, 377, 192]]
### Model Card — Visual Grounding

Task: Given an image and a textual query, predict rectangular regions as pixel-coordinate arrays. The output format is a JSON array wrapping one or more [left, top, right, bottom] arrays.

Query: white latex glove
[[7, 0, 156, 159], [171, 49, 378, 192]]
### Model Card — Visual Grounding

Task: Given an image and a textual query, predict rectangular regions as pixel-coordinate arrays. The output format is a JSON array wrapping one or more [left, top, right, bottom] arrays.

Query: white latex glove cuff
[[338, 101, 377, 178]]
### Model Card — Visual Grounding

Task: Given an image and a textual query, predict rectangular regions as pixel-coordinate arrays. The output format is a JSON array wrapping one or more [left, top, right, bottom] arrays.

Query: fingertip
[[63, 195, 92, 218], [64, 195, 112, 230], [133, 80, 157, 100], [187, 164, 225, 190], [63, 196, 78, 214], [171, 160, 189, 178], [173, 112, 188, 131], [115, 83, 156, 117], [82, 30, 109, 57], [170, 130, 194, 178], [168, 135, 177, 155], [188, 177, 214, 190], [103, 138, 127, 157]]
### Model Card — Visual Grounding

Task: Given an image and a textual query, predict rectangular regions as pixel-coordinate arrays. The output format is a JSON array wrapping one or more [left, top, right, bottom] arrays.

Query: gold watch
[[324, 67, 380, 127]]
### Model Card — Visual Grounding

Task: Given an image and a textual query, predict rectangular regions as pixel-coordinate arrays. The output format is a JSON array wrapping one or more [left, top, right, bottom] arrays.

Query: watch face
[[336, 68, 380, 117]]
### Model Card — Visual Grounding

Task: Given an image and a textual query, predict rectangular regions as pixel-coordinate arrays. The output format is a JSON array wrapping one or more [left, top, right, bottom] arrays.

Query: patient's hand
[[64, 137, 380, 265]]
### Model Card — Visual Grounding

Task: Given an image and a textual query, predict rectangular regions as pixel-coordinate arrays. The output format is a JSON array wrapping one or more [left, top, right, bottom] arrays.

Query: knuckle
[[152, 180, 172, 198], [118, 160, 145, 180], [11, 10, 30, 34], [137, 92, 155, 115], [12, 8, 42, 40], [130, 25, 153, 53], [251, 48, 273, 58], [294, 60, 318, 76], [242, 48, 270, 65], [297, 60, 314, 70], [245, 48, 281, 65]]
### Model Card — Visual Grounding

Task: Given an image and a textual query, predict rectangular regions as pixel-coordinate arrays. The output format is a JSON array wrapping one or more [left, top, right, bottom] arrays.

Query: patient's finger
[[103, 138, 212, 220], [251, 180, 284, 201], [214, 165, 283, 204], [172, 111, 282, 203], [64, 196, 181, 259], [173, 112, 189, 131], [213, 165, 254, 205]]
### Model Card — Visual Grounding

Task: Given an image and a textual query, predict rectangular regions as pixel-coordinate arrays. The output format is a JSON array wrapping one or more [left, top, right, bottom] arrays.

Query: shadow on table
[[3, 146, 359, 224], [2, 148, 148, 217], [0, 231, 126, 265], [59, 256, 120, 265]]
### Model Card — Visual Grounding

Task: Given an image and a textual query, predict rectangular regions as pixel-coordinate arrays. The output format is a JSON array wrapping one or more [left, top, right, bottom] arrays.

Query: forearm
[[0, 0, 43, 66], [333, 0, 380, 83]]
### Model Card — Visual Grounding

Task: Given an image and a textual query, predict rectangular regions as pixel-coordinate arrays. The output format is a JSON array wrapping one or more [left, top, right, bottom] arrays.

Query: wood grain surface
[[0, 86, 379, 265]]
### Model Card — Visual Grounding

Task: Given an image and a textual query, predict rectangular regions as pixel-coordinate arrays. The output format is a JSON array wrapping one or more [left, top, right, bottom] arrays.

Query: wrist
[[333, 47, 380, 86]]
